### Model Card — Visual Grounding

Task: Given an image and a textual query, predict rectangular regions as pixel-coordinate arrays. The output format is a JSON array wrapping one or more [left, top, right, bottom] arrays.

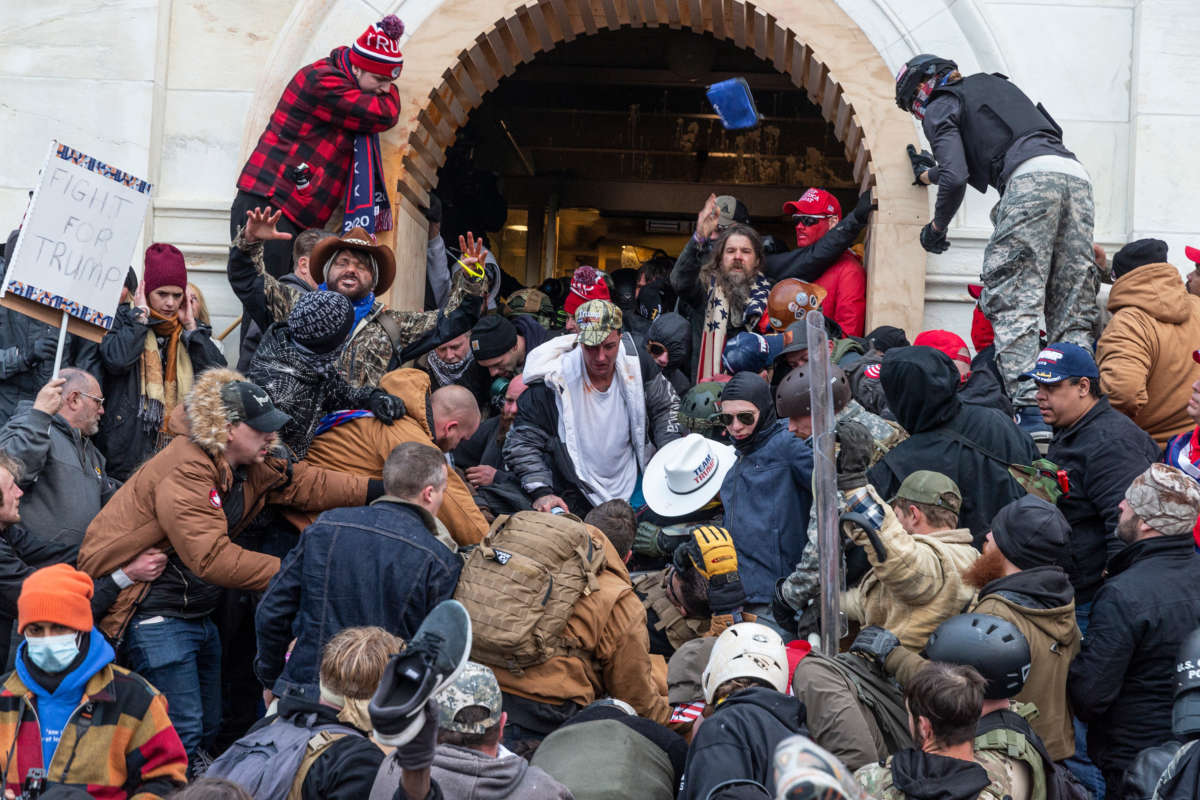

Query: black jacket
[[94, 303, 227, 481], [248, 696, 384, 800], [0, 238, 100, 426], [646, 312, 692, 397], [1047, 397, 1161, 602], [867, 346, 1037, 544], [959, 348, 1012, 417], [1068, 536, 1200, 778], [886, 748, 994, 800], [236, 273, 313, 372], [679, 687, 805, 800], [0, 524, 120, 620]]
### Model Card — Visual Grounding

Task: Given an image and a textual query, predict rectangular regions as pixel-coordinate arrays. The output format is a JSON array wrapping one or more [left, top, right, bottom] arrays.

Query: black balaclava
[[720, 371, 778, 453]]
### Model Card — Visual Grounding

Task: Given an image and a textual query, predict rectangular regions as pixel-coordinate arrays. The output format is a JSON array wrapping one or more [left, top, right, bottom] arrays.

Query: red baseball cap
[[783, 188, 841, 219], [1186, 246, 1200, 264], [914, 329, 971, 365], [967, 283, 983, 300]]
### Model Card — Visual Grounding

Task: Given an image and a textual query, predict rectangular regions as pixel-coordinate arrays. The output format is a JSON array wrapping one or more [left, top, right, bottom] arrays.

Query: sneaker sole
[[371, 605, 473, 748]]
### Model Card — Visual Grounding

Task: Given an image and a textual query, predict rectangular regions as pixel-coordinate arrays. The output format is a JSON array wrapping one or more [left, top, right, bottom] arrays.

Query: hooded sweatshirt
[[430, 743, 573, 799], [868, 347, 1037, 544], [15, 629, 115, 769], [1096, 262, 1200, 446], [680, 687, 805, 800], [647, 313, 693, 397], [854, 748, 1005, 800]]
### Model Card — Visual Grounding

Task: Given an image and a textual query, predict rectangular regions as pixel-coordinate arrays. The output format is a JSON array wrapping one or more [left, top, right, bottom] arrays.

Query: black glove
[[394, 697, 439, 770], [919, 222, 950, 254], [850, 192, 877, 225], [708, 571, 747, 616], [849, 625, 900, 665], [368, 391, 405, 424], [835, 420, 873, 491], [26, 336, 58, 366], [633, 522, 692, 558], [772, 578, 800, 639], [906, 144, 937, 185]]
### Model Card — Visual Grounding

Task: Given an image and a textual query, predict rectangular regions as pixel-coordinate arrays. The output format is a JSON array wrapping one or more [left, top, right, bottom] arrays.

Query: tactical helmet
[[775, 364, 851, 419], [895, 54, 959, 111], [1173, 626, 1200, 737], [679, 381, 726, 438], [922, 613, 1031, 700], [702, 622, 789, 704], [767, 278, 828, 332], [504, 288, 554, 326]]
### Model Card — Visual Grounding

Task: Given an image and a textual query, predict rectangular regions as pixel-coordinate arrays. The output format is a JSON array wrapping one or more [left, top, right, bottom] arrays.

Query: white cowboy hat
[[642, 433, 737, 517]]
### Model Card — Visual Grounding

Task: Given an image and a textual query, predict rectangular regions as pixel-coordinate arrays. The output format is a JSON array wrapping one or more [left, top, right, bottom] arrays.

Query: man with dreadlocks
[[895, 54, 1099, 438]]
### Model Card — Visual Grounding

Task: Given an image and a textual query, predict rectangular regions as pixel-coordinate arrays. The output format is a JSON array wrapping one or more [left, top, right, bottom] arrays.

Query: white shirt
[[573, 373, 638, 503]]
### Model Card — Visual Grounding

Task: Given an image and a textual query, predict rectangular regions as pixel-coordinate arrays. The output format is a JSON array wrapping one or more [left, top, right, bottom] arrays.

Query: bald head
[[430, 385, 481, 452], [57, 368, 103, 436]]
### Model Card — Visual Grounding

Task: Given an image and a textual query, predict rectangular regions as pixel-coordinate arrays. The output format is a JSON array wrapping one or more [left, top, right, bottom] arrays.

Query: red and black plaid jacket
[[236, 47, 401, 229]]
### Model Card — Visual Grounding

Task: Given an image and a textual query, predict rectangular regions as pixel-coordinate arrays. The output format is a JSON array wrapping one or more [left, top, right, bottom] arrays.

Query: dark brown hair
[[905, 662, 987, 747], [898, 498, 960, 531], [585, 500, 637, 559]]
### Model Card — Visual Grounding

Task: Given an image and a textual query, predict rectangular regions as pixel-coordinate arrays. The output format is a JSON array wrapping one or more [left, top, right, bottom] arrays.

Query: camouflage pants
[[980, 171, 1099, 407]]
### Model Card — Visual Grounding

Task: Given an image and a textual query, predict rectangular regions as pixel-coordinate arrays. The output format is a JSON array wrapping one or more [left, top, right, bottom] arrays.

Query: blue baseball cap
[[722, 332, 785, 374], [1019, 343, 1099, 384]]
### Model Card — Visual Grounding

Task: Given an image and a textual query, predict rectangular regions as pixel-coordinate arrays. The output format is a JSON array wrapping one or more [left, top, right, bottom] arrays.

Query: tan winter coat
[[303, 368, 488, 545], [496, 531, 673, 727], [841, 509, 979, 650], [1097, 262, 1200, 446]]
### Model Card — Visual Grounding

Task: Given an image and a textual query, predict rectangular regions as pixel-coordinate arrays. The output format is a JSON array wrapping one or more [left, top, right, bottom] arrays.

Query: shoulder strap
[[287, 729, 353, 800], [375, 310, 405, 354]]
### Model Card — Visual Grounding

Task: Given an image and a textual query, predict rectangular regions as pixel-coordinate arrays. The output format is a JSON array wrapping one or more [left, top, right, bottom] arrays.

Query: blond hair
[[187, 282, 211, 326], [319, 626, 404, 700]]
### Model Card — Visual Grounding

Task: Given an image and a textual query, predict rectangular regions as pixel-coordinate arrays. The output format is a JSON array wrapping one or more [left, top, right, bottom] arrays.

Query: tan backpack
[[454, 511, 607, 675]]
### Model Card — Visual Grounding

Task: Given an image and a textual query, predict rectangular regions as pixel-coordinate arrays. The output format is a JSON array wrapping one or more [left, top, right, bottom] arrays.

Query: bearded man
[[671, 215, 774, 383]]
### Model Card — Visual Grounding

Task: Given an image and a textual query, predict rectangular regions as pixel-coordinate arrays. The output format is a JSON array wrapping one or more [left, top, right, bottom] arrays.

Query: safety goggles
[[717, 411, 758, 427], [647, 342, 668, 358], [791, 214, 827, 227]]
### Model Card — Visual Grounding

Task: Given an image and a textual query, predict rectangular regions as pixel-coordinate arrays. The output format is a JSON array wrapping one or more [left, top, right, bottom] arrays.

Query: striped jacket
[[0, 664, 186, 799]]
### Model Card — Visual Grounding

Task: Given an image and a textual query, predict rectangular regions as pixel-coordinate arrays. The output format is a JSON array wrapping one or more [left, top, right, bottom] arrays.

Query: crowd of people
[[2, 18, 1200, 800]]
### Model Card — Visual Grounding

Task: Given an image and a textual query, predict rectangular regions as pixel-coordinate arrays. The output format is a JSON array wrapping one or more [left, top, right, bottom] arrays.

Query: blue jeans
[[123, 615, 222, 760], [1065, 600, 1106, 799]]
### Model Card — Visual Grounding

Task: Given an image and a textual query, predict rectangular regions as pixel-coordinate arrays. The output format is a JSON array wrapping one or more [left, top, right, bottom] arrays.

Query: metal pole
[[51, 309, 69, 379], [806, 309, 841, 654]]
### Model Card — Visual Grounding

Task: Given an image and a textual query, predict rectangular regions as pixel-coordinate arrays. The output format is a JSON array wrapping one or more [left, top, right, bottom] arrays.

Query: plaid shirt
[[237, 47, 401, 228]]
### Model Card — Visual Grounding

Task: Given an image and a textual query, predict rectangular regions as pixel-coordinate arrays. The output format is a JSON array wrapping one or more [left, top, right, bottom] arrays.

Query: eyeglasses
[[792, 215, 826, 227], [79, 392, 105, 407], [647, 342, 668, 357], [717, 411, 758, 427]]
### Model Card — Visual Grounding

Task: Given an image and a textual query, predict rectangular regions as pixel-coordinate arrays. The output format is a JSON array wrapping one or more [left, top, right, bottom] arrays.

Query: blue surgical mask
[[26, 633, 80, 673]]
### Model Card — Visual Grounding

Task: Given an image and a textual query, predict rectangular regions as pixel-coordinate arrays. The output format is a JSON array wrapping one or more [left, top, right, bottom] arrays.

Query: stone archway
[[335, 0, 928, 331]]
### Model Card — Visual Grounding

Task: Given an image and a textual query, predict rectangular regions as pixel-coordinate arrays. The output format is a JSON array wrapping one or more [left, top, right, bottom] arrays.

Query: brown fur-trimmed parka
[[78, 368, 371, 640]]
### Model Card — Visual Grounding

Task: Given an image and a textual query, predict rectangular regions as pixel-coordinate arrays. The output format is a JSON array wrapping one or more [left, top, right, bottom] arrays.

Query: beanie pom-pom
[[378, 15, 404, 39], [573, 265, 599, 285]]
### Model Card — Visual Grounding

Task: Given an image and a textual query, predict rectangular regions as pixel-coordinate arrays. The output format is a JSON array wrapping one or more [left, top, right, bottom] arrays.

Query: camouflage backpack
[[454, 511, 606, 675]]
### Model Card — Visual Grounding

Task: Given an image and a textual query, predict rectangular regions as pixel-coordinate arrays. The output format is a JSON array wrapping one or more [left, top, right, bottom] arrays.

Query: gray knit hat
[[1125, 463, 1200, 536], [288, 291, 355, 354]]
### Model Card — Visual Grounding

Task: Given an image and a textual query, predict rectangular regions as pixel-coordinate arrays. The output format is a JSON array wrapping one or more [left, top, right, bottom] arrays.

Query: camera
[[20, 768, 45, 799]]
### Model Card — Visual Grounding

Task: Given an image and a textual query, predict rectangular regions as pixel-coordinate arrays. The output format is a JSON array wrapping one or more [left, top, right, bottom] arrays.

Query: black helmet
[[775, 364, 850, 420], [922, 613, 1030, 700], [1173, 627, 1200, 737], [895, 54, 958, 111]]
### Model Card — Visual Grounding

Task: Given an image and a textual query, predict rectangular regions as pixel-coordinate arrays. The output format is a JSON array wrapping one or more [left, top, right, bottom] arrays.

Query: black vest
[[930, 73, 1062, 193]]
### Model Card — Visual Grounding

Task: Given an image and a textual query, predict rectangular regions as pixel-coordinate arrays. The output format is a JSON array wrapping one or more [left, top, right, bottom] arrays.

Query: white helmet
[[701, 622, 789, 704]]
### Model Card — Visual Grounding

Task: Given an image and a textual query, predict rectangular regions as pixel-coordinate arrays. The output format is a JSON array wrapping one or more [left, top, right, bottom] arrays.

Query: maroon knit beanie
[[144, 243, 188, 296]]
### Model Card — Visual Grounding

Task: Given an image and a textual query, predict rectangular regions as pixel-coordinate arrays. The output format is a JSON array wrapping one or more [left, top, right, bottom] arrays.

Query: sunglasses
[[792, 215, 826, 227], [717, 411, 758, 427], [647, 342, 668, 357]]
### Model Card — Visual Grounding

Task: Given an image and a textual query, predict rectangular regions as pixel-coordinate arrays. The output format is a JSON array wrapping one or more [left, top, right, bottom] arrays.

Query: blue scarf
[[337, 50, 393, 235], [319, 283, 376, 329]]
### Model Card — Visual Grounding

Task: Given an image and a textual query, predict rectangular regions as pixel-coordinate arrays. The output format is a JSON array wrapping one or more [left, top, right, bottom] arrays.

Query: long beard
[[962, 545, 1008, 589], [704, 264, 755, 326]]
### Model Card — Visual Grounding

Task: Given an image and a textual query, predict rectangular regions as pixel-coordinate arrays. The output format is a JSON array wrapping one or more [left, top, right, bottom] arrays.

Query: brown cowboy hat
[[310, 227, 397, 294]]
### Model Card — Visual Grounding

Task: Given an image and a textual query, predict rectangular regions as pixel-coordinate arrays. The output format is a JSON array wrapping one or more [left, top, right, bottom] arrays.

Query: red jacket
[[237, 47, 400, 228], [813, 251, 866, 338]]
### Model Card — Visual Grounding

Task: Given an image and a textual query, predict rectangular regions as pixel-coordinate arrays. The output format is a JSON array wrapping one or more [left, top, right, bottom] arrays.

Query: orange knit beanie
[[18, 564, 93, 633]]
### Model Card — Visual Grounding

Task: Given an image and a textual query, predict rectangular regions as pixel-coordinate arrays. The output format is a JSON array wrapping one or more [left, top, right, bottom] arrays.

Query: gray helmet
[[922, 613, 1030, 700], [774, 364, 851, 419], [1174, 627, 1200, 737]]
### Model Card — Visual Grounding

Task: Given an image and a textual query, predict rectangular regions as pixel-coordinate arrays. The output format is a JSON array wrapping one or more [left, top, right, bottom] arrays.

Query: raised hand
[[244, 207, 294, 244]]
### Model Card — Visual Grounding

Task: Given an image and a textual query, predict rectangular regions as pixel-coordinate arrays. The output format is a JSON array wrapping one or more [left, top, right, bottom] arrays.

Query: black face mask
[[720, 372, 778, 452]]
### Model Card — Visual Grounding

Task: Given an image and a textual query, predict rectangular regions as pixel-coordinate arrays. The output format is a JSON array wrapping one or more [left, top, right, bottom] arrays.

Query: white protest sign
[[1, 140, 152, 333]]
